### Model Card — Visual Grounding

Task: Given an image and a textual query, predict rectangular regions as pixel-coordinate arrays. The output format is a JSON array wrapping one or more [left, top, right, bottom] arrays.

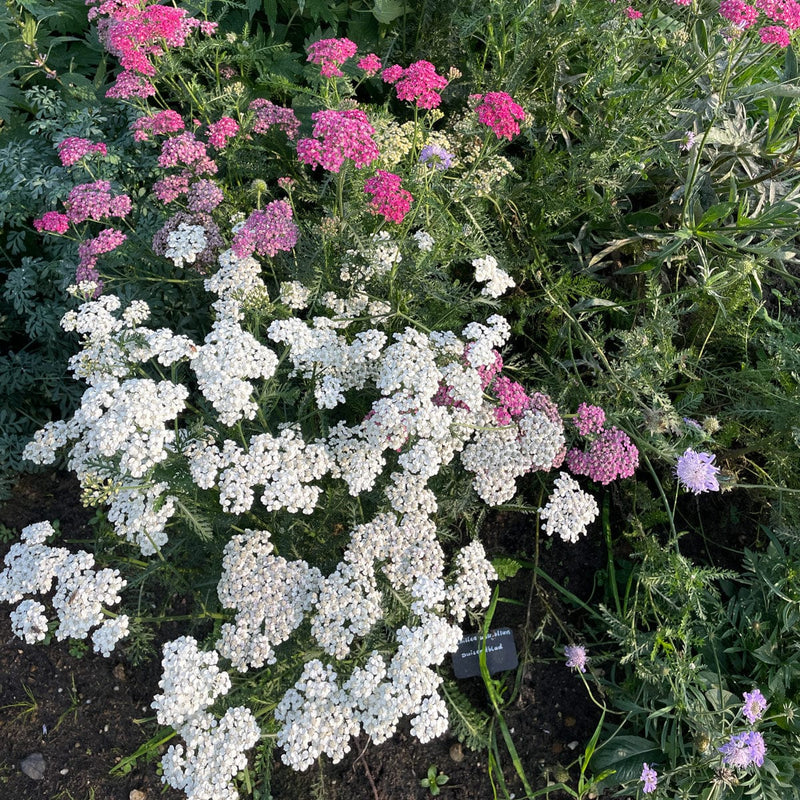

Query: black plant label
[[452, 627, 518, 679]]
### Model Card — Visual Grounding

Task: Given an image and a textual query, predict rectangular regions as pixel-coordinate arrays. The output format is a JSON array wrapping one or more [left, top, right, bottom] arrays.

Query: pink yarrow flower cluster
[[573, 403, 606, 436], [88, 0, 216, 97], [363, 171, 413, 224], [382, 60, 449, 109], [131, 109, 185, 141], [78, 228, 127, 270], [297, 109, 379, 173], [64, 181, 132, 224], [473, 92, 526, 140], [249, 99, 301, 139], [306, 37, 358, 77], [358, 53, 382, 76], [231, 201, 299, 258], [718, 0, 799, 46], [158, 132, 217, 175], [567, 425, 639, 485], [206, 116, 240, 149], [57, 138, 108, 167], [33, 211, 70, 234]]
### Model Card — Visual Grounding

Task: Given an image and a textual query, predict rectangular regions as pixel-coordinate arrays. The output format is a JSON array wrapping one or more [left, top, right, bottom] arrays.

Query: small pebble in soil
[[449, 742, 464, 762], [60, 769, 69, 775], [129, 790, 147, 800], [20, 753, 46, 780]]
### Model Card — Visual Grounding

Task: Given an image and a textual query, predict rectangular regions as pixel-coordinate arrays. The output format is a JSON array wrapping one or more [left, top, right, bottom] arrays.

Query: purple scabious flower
[[742, 689, 768, 725], [676, 449, 720, 494], [640, 763, 658, 794], [719, 731, 766, 769], [419, 144, 454, 171], [564, 644, 587, 673]]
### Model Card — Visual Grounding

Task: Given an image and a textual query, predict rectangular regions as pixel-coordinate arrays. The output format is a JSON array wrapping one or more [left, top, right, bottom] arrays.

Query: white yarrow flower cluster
[[279, 280, 311, 310], [472, 254, 515, 298], [539, 472, 600, 543], [216, 529, 321, 670], [0, 521, 129, 655], [413, 229, 434, 251], [153, 637, 260, 799], [165, 223, 208, 267]]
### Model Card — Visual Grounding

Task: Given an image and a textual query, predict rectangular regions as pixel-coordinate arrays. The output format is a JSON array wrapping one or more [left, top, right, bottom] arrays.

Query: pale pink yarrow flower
[[759, 24, 792, 44], [626, 5, 643, 16], [296, 109, 379, 173], [363, 171, 413, 224], [153, 173, 191, 204], [231, 201, 298, 258], [206, 116, 240, 149], [474, 92, 526, 140], [306, 37, 358, 77], [566, 426, 639, 484], [33, 211, 70, 234], [358, 53, 382, 76]]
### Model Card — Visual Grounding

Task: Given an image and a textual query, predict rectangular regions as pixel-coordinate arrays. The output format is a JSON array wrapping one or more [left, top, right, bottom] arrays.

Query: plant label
[[452, 627, 518, 679]]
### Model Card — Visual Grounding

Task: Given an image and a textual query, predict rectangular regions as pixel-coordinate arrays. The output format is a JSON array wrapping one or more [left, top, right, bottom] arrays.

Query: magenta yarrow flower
[[564, 644, 587, 673], [742, 689, 768, 725], [358, 53, 382, 76], [676, 448, 720, 494], [382, 60, 448, 109], [206, 116, 240, 149], [719, 731, 766, 769], [573, 403, 606, 436], [640, 763, 658, 794], [306, 37, 358, 77], [78, 227, 127, 270], [57, 137, 108, 167], [249, 99, 301, 139], [363, 171, 413, 224], [231, 201, 298, 258], [474, 91, 526, 140], [131, 109, 185, 141], [759, 24, 792, 44], [33, 211, 70, 234], [719, 0, 760, 26], [626, 5, 643, 16], [297, 109, 379, 173]]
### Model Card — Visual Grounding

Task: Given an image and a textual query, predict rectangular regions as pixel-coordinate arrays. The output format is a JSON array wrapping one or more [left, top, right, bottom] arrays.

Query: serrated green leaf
[[492, 557, 524, 580]]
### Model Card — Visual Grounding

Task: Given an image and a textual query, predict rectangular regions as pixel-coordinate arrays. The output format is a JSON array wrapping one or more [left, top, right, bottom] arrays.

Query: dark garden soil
[[0, 471, 613, 800]]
